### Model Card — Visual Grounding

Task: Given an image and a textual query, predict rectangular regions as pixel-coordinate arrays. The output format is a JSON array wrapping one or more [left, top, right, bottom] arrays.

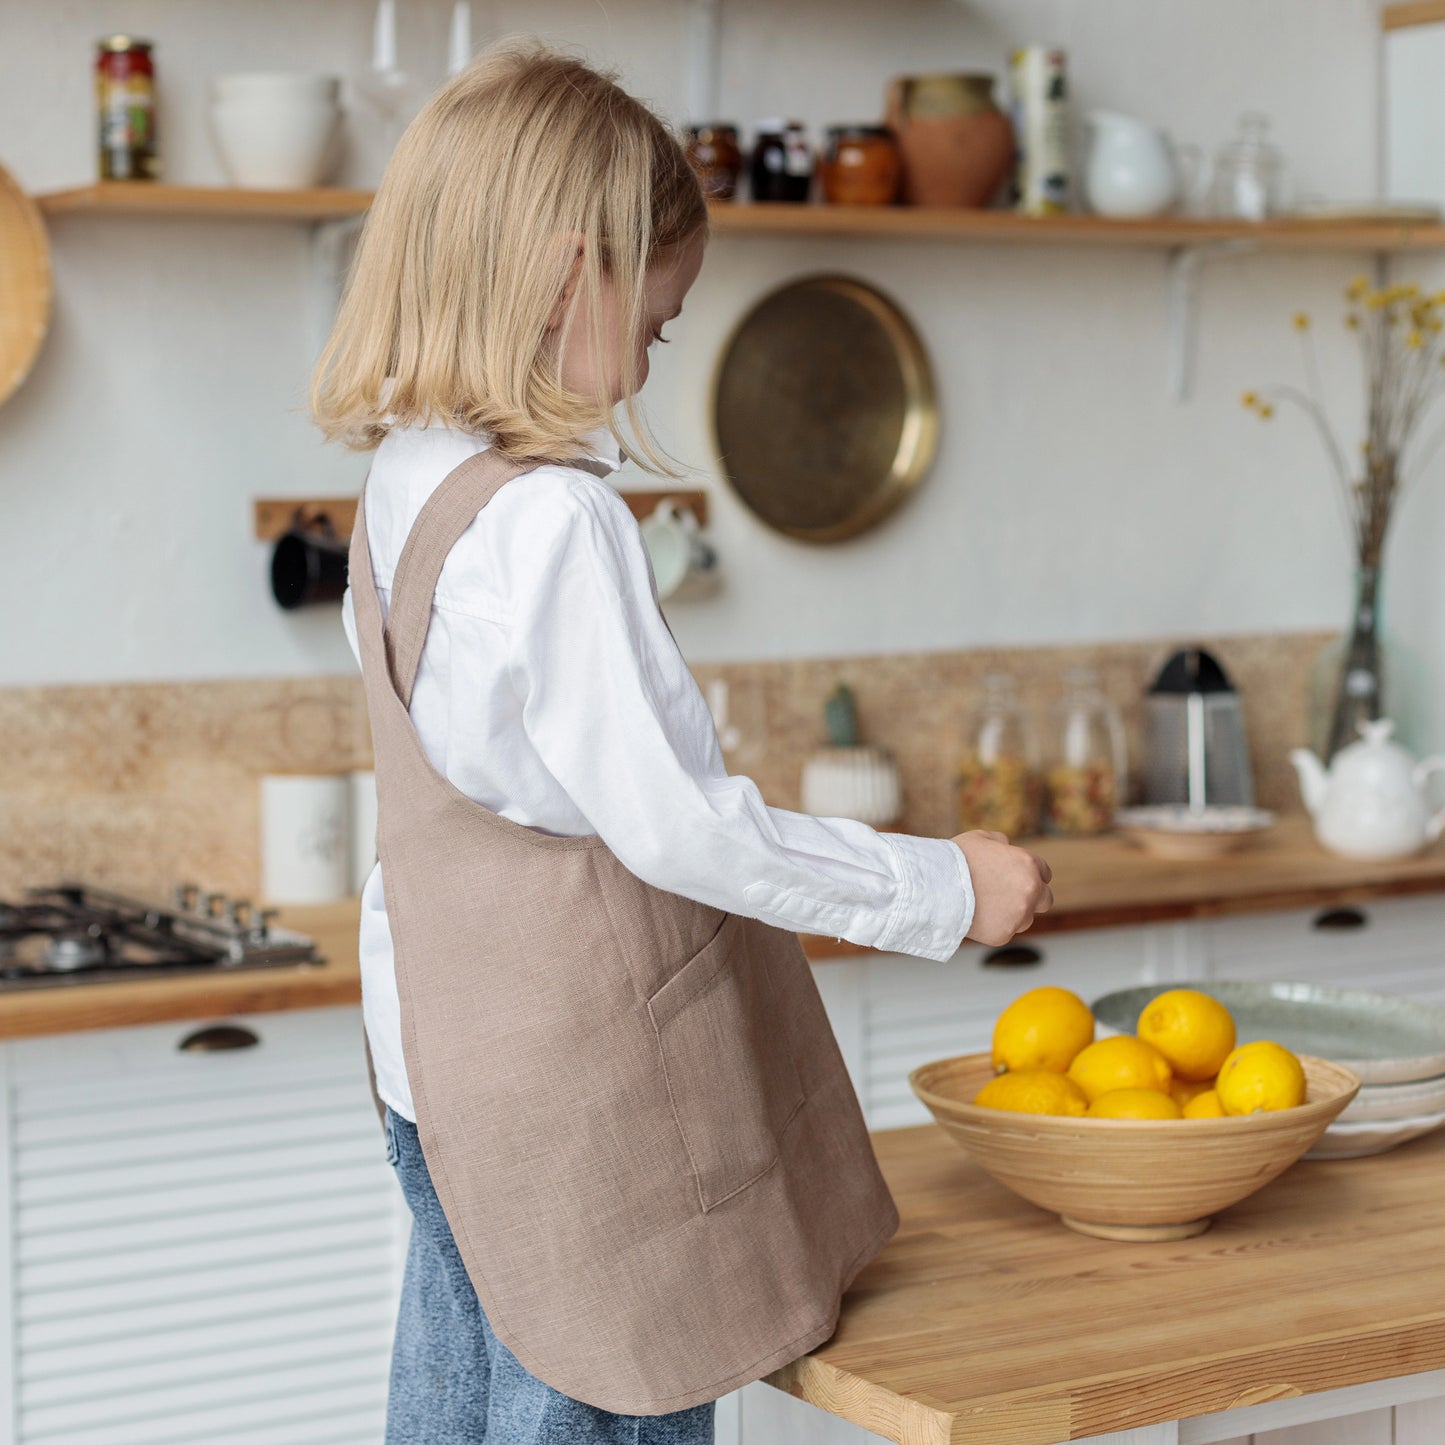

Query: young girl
[[313, 43, 1051, 1445]]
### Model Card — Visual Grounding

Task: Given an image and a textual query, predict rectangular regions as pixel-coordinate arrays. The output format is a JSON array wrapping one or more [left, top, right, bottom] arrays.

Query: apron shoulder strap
[[380, 448, 616, 709]]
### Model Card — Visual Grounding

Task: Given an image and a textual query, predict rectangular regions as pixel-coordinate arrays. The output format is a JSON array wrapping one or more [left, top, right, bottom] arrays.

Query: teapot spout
[[1290, 747, 1329, 818]]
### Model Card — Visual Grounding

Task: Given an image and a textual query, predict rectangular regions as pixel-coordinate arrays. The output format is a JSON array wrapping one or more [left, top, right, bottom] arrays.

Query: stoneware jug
[[886, 73, 1014, 208], [1290, 719, 1445, 860], [1083, 110, 1200, 218]]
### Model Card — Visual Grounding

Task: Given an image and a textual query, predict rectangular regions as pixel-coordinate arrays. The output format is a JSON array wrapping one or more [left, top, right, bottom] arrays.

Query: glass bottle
[[1044, 668, 1127, 835], [957, 673, 1042, 838]]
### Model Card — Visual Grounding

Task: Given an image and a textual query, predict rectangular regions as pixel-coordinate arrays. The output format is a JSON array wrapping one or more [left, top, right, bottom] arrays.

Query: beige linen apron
[[348, 446, 899, 1415]]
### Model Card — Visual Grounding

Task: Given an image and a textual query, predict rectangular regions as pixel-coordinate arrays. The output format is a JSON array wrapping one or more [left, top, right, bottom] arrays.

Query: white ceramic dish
[[1342, 1073, 1445, 1123], [1092, 980, 1445, 1085], [1115, 805, 1276, 860], [1305, 1108, 1445, 1160]]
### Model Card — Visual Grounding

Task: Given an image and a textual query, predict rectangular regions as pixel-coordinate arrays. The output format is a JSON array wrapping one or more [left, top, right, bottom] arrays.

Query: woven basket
[[0, 162, 51, 408]]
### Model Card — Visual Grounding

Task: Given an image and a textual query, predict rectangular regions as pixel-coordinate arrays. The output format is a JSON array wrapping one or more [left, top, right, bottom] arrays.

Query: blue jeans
[[384, 1107, 716, 1444]]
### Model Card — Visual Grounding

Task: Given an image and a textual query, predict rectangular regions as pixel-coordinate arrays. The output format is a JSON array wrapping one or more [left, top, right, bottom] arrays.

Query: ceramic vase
[[885, 73, 1014, 208]]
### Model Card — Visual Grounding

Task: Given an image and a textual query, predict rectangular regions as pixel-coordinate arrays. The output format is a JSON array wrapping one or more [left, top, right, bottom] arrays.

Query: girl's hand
[[951, 830, 1054, 947]]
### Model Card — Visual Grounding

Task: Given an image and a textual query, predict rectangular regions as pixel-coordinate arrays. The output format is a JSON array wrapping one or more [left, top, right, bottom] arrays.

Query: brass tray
[[0, 162, 51, 408], [711, 275, 937, 542]]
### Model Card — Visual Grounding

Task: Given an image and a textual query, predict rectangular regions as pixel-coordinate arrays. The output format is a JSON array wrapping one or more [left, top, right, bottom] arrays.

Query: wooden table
[[767, 1125, 1445, 1445]]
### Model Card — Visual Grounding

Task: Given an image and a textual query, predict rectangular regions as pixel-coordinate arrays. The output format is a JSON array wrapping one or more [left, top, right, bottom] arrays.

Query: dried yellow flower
[[1292, 312, 1310, 331], [1258, 404, 1275, 420], [1408, 330, 1424, 348], [1241, 390, 1259, 408], [1346, 275, 1369, 301]]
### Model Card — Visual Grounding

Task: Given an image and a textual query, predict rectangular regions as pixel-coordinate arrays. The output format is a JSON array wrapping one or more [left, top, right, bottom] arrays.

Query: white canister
[[349, 769, 379, 894], [800, 746, 903, 827], [260, 773, 350, 904], [208, 72, 343, 189]]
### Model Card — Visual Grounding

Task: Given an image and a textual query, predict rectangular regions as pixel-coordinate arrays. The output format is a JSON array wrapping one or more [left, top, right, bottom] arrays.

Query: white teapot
[[1290, 719, 1445, 860]]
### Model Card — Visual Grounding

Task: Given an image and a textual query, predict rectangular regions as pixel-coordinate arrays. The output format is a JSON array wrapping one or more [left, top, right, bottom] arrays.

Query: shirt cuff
[[871, 833, 975, 961]]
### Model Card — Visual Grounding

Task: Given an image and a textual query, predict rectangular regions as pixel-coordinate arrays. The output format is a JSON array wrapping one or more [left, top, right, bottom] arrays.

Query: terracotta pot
[[886, 73, 1014, 208]]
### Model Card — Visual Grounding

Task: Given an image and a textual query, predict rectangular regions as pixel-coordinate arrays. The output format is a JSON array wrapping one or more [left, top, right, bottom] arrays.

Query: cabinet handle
[[981, 944, 1045, 969], [178, 1024, 261, 1053], [1312, 907, 1369, 932]]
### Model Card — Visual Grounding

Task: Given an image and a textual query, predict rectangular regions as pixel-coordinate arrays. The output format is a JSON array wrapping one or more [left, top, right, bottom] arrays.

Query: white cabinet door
[[1202, 895, 1445, 1000], [0, 1007, 406, 1445]]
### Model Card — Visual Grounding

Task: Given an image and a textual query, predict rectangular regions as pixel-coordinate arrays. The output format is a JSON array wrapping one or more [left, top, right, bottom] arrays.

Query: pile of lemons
[[973, 986, 1308, 1120]]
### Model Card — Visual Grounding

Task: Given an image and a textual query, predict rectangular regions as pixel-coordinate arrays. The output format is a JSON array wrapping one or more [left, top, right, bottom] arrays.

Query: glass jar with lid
[[1043, 667, 1127, 835], [956, 673, 1042, 838], [1210, 112, 1286, 222]]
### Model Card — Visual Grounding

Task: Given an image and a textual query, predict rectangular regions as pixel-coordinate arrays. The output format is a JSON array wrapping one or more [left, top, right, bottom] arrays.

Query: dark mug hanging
[[270, 514, 349, 610]]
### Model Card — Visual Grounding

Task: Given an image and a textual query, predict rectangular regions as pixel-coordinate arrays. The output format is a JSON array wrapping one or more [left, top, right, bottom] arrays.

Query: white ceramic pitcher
[[1084, 111, 1201, 218]]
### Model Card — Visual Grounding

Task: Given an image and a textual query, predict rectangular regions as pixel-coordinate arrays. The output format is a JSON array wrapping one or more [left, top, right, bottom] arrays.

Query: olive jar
[[1043, 667, 1127, 835], [957, 673, 1043, 838]]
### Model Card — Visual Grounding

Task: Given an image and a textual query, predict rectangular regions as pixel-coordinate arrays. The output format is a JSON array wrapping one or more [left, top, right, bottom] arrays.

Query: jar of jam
[[96, 35, 159, 181], [750, 120, 813, 203], [820, 125, 900, 205], [685, 124, 742, 201]]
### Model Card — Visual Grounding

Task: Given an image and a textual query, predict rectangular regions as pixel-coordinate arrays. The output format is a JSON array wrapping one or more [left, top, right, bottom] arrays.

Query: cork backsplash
[[0, 631, 1331, 901]]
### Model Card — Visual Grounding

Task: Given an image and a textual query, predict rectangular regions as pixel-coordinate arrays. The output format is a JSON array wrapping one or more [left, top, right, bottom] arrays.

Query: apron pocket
[[648, 912, 807, 1212]]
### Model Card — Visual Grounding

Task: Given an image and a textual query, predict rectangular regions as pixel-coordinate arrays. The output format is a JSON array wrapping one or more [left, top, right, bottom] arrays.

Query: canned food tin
[[96, 35, 159, 181]]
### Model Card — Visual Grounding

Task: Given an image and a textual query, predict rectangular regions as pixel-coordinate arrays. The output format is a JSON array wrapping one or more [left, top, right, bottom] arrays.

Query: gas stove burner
[[0, 882, 325, 991], [42, 931, 108, 971]]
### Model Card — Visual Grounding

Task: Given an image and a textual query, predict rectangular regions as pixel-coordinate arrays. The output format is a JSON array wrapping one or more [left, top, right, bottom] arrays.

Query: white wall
[[4, 0, 1441, 741]]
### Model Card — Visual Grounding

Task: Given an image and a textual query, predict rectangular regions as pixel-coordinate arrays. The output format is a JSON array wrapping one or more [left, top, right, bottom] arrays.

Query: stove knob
[[249, 908, 280, 940], [173, 882, 201, 912], [225, 899, 253, 931], [205, 892, 228, 920]]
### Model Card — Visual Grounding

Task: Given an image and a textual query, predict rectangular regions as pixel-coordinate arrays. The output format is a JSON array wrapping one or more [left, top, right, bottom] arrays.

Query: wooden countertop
[[0, 902, 362, 1042], [771, 1124, 1445, 1445], [5, 817, 1445, 1039], [797, 814, 1445, 958]]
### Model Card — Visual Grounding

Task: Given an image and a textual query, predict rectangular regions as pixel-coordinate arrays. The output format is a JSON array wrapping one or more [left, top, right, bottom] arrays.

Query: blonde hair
[[310, 43, 706, 472]]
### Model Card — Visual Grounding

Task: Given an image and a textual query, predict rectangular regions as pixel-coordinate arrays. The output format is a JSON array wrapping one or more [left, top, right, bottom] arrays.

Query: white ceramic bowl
[[209, 86, 342, 189], [211, 72, 340, 105]]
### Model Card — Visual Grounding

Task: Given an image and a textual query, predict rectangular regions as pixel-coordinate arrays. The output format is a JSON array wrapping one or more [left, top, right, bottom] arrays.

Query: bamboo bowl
[[910, 1052, 1360, 1242]]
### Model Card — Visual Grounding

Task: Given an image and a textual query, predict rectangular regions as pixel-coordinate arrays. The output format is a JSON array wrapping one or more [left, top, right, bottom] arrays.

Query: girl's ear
[[545, 236, 587, 333]]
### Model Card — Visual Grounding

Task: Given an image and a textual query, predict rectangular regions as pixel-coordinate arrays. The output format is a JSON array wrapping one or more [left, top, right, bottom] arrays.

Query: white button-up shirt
[[342, 421, 975, 1120]]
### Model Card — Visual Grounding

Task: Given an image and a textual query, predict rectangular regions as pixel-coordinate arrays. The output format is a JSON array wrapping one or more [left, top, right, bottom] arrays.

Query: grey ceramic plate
[[1091, 981, 1445, 1085]]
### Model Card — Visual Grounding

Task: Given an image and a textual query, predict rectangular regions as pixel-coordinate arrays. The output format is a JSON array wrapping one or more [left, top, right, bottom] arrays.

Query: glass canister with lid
[[1043, 667, 1127, 835], [956, 673, 1043, 838]]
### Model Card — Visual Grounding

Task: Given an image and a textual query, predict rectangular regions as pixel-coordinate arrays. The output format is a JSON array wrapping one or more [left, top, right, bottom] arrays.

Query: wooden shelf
[[709, 202, 1445, 251], [253, 488, 708, 542], [1383, 1, 1445, 29], [33, 182, 1445, 252], [36, 181, 373, 222]]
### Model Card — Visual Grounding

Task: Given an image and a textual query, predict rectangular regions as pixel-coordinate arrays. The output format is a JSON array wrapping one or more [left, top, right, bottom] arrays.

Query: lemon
[[1067, 1035, 1172, 1103], [972, 1069, 1089, 1116], [1087, 1088, 1182, 1120], [1216, 1041, 1307, 1115], [991, 987, 1095, 1074], [1170, 1076, 1216, 1108], [1183, 1089, 1226, 1119], [1138, 989, 1237, 1081]]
